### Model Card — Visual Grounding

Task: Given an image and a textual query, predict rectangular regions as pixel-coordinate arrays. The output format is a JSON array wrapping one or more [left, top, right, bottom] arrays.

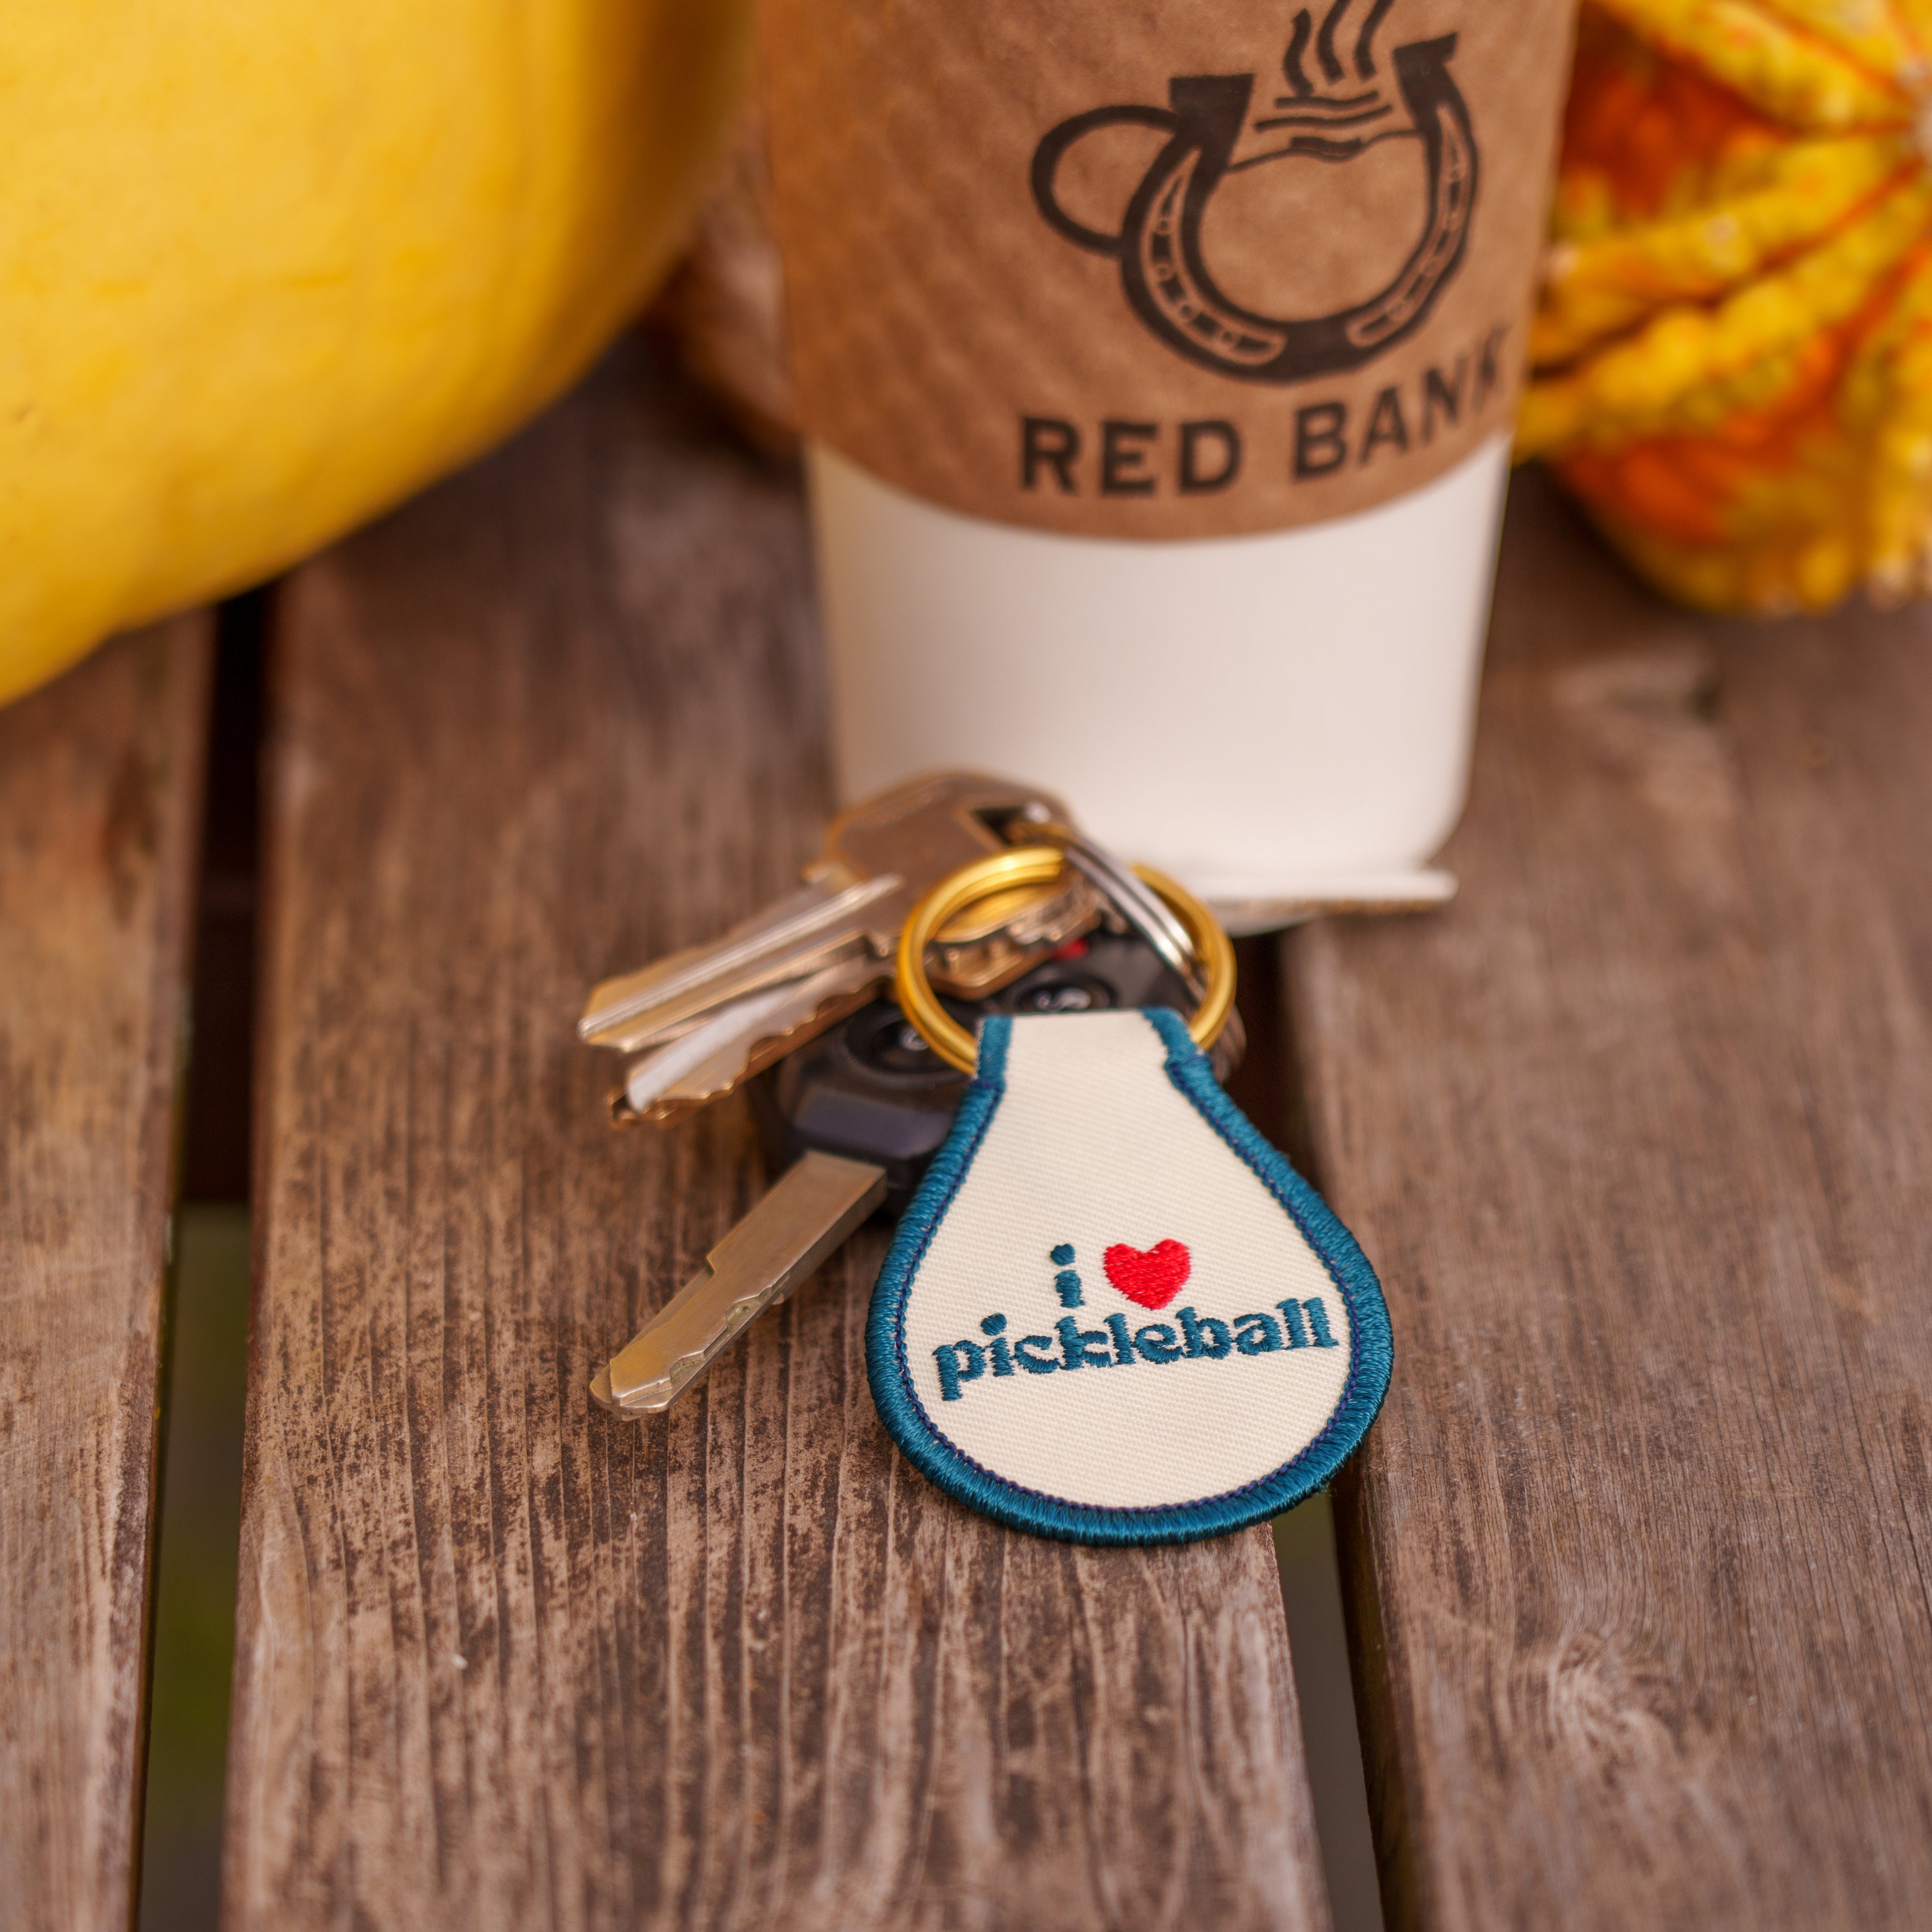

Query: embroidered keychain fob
[[868, 848, 1393, 1546]]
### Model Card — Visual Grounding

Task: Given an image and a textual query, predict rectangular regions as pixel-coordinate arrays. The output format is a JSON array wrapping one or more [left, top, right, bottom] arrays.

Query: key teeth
[[632, 977, 880, 1128], [593, 1350, 708, 1416], [612, 1384, 681, 1415]]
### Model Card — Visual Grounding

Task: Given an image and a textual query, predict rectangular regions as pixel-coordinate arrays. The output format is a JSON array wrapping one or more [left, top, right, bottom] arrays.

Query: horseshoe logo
[[1031, 4, 1477, 385]]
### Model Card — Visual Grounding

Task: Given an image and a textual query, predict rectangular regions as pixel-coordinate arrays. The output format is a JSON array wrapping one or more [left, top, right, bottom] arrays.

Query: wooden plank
[[0, 620, 212, 1928], [226, 342, 1331, 1931], [1291, 471, 1932, 1929]]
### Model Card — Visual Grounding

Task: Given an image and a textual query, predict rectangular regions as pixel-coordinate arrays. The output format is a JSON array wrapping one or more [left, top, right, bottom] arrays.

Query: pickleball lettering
[[933, 1294, 1341, 1402]]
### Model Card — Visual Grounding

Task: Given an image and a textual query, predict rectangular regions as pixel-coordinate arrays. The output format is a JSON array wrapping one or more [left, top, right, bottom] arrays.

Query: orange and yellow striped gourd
[[1522, 0, 1932, 611]]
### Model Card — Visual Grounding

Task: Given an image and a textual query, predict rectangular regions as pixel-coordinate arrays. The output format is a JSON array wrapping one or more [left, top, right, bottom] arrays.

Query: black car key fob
[[748, 930, 1240, 1217]]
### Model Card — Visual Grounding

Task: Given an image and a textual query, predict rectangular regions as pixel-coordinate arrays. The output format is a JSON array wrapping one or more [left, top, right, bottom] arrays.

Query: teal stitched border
[[864, 1010, 1395, 1545]]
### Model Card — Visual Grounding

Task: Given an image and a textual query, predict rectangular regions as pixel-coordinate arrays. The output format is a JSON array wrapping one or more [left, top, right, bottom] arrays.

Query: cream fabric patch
[[866, 1008, 1392, 1543]]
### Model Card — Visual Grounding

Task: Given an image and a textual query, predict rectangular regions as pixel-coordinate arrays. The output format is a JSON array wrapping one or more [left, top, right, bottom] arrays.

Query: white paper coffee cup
[[761, 0, 1571, 915], [811, 434, 1508, 910]]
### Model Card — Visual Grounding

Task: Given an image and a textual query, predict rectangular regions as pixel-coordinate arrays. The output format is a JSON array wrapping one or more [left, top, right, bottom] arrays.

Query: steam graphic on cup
[[1030, 0, 1478, 383]]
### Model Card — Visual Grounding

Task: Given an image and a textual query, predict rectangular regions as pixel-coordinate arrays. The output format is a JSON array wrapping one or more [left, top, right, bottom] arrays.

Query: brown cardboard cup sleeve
[[761, 0, 1576, 540]]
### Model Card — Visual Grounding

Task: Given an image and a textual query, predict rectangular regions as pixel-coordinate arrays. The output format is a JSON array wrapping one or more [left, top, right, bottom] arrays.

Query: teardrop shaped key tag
[[867, 849, 1392, 1546]]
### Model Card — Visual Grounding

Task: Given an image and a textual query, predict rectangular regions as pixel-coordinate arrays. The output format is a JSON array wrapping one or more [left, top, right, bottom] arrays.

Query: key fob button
[[1005, 969, 1111, 1015], [842, 1003, 955, 1078]]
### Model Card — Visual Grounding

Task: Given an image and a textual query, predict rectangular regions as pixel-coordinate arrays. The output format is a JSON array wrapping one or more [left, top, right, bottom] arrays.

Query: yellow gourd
[[0, 4, 751, 705], [1521, 0, 1932, 612]]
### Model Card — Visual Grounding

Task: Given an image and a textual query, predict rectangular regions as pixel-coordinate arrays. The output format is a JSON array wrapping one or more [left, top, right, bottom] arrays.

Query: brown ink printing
[[1031, 2, 1477, 385], [1018, 320, 1510, 495], [760, 0, 1575, 537]]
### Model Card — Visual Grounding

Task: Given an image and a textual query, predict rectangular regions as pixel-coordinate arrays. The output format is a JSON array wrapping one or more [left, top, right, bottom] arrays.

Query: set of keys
[[582, 771, 1241, 1416], [578, 772, 1102, 1125]]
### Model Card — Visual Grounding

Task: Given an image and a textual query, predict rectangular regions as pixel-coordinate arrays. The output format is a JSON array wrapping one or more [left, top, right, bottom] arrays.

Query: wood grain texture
[[1292, 472, 1932, 1930], [226, 344, 1329, 1932], [0, 621, 212, 1929]]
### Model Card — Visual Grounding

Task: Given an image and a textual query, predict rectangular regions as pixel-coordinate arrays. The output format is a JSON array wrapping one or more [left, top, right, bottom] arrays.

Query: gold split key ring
[[894, 846, 1237, 1073]]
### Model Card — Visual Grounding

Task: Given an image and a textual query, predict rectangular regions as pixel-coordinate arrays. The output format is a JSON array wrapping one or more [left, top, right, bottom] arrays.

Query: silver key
[[582, 772, 1102, 1121], [1015, 809, 1204, 996], [616, 954, 881, 1119], [590, 1151, 887, 1414], [580, 874, 903, 1056], [1012, 809, 1249, 1067]]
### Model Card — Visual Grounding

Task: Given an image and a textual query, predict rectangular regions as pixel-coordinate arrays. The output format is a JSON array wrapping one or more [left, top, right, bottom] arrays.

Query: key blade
[[591, 1151, 888, 1415], [578, 873, 902, 1051], [617, 974, 835, 1118], [1206, 869, 1460, 936], [628, 958, 883, 1126], [580, 879, 840, 1040]]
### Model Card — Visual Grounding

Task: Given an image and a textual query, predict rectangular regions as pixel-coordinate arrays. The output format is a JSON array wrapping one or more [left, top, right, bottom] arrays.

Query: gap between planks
[[0, 619, 213, 1931]]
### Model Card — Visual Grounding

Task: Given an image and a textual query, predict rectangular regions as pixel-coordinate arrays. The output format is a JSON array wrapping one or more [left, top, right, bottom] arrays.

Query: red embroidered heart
[[1103, 1240, 1191, 1311]]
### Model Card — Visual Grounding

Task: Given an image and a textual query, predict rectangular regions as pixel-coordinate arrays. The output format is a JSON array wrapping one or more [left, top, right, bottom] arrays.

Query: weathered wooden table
[[6, 341, 1930, 1929]]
